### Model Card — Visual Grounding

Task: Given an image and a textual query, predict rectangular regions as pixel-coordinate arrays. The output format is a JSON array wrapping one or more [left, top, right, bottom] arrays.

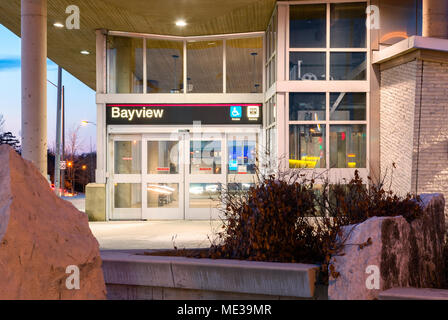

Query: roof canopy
[[0, 0, 276, 89]]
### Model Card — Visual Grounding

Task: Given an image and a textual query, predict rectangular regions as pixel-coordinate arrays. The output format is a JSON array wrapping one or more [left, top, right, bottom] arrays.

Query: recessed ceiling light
[[80, 50, 90, 55], [175, 20, 187, 27], [53, 22, 64, 28]]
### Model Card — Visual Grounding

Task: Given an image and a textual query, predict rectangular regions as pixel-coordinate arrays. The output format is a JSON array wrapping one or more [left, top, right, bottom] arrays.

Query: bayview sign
[[106, 104, 262, 125]]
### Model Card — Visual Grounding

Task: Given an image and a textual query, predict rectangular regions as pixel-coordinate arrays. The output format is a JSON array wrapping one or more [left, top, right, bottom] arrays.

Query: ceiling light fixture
[[80, 50, 90, 55], [53, 22, 64, 28], [175, 20, 187, 27]]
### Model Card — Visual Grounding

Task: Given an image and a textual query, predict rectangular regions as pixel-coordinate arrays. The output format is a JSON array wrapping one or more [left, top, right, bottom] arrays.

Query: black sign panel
[[106, 104, 262, 125]]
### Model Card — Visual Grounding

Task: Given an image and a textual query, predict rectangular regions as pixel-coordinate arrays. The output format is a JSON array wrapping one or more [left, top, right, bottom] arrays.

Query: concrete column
[[21, 0, 47, 177], [423, 0, 448, 39]]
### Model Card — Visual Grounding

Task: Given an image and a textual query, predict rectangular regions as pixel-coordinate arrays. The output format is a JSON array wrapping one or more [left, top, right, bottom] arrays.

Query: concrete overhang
[[373, 36, 448, 66], [0, 0, 276, 90]]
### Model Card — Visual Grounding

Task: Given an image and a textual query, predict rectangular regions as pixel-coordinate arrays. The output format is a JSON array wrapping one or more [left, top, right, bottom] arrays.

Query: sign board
[[106, 104, 262, 125], [60, 161, 67, 170]]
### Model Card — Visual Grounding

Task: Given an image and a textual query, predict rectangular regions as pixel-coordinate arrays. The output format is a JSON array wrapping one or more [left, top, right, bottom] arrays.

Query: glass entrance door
[[185, 131, 225, 220], [110, 128, 259, 220], [142, 133, 184, 219]]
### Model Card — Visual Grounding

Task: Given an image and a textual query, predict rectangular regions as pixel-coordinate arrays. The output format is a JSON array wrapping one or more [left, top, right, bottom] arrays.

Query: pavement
[[63, 193, 223, 250], [89, 220, 223, 250]]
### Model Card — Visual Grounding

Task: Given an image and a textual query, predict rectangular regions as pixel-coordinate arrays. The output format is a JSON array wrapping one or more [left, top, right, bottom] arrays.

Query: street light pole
[[54, 66, 62, 196]]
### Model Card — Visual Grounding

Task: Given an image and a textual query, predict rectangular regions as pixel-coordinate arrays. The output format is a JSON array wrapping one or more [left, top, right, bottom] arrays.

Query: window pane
[[289, 125, 326, 169], [227, 135, 257, 175], [289, 52, 326, 81], [330, 3, 367, 48], [190, 140, 222, 174], [227, 183, 254, 195], [147, 141, 179, 174], [290, 4, 326, 48], [379, 0, 422, 46], [187, 40, 223, 93], [330, 52, 366, 80], [146, 39, 183, 93], [226, 37, 263, 93], [147, 183, 179, 208], [189, 183, 221, 208], [330, 93, 366, 120], [330, 125, 366, 168], [114, 140, 141, 174], [289, 93, 326, 121], [107, 36, 143, 93], [114, 183, 142, 208]]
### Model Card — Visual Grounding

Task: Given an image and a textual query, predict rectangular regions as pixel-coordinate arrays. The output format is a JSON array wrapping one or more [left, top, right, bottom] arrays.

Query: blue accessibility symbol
[[230, 106, 242, 119]]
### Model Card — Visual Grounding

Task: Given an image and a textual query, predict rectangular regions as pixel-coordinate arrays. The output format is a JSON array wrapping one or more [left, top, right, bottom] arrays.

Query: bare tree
[[65, 125, 85, 195]]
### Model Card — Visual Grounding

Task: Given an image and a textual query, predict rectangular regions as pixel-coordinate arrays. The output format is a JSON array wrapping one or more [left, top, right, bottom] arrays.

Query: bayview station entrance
[[107, 104, 262, 220]]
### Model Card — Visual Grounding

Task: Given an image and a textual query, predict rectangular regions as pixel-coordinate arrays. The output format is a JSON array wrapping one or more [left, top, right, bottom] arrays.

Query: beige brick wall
[[380, 60, 418, 195], [380, 58, 448, 216], [411, 61, 448, 198]]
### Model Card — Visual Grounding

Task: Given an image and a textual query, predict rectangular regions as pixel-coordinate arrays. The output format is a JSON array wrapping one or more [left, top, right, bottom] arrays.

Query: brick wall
[[380, 58, 448, 216], [411, 60, 448, 198], [380, 60, 418, 196]]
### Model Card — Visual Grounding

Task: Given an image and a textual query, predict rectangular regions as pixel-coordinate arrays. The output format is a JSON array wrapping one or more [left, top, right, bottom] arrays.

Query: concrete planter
[[101, 251, 326, 300]]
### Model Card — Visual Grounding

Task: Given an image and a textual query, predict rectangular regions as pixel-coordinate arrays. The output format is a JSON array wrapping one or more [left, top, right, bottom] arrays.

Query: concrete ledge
[[101, 251, 321, 299], [379, 288, 448, 300], [373, 36, 448, 64]]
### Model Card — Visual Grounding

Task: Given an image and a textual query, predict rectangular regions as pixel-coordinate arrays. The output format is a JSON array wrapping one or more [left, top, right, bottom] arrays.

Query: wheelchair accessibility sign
[[230, 106, 242, 120]]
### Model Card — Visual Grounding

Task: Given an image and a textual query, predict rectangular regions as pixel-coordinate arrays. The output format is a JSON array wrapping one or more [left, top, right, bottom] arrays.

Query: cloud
[[0, 57, 21, 70]]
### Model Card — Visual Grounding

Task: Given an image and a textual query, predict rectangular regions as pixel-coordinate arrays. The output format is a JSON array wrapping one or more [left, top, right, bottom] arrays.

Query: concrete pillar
[[21, 0, 47, 177], [423, 0, 448, 39]]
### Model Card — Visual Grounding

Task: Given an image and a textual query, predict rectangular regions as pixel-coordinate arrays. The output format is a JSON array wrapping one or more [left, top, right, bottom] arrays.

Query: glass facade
[[190, 140, 222, 175], [146, 39, 184, 93], [287, 3, 368, 170], [147, 141, 179, 174], [107, 35, 263, 94], [330, 125, 367, 168], [289, 125, 326, 169], [107, 37, 143, 93], [187, 40, 223, 93], [226, 38, 263, 93]]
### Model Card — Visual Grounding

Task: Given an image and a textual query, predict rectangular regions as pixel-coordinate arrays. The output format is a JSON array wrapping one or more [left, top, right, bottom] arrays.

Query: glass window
[[190, 140, 222, 174], [330, 3, 367, 48], [379, 0, 422, 46], [227, 136, 257, 175], [114, 183, 142, 208], [330, 125, 366, 168], [147, 141, 179, 174], [107, 36, 143, 93], [289, 93, 326, 121], [330, 52, 367, 80], [226, 37, 263, 93], [290, 4, 326, 48], [227, 183, 254, 195], [330, 93, 366, 121], [189, 183, 221, 208], [289, 125, 326, 169], [146, 39, 183, 93], [289, 52, 326, 81], [114, 140, 141, 174], [187, 40, 223, 93], [147, 183, 179, 208]]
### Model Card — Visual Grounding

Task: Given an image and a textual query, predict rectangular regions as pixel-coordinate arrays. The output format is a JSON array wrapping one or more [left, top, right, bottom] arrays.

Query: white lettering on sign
[[111, 107, 164, 121]]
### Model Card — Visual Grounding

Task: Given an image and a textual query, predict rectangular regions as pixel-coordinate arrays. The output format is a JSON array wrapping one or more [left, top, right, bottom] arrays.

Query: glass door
[[110, 135, 143, 220], [226, 133, 258, 192], [142, 133, 184, 220], [185, 131, 225, 220]]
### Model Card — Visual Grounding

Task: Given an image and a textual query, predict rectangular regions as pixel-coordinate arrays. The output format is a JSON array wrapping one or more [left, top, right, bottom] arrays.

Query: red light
[[341, 132, 346, 141], [318, 137, 323, 144]]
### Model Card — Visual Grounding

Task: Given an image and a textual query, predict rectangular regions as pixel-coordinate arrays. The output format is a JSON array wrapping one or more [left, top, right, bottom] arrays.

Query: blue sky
[[0, 24, 96, 153]]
